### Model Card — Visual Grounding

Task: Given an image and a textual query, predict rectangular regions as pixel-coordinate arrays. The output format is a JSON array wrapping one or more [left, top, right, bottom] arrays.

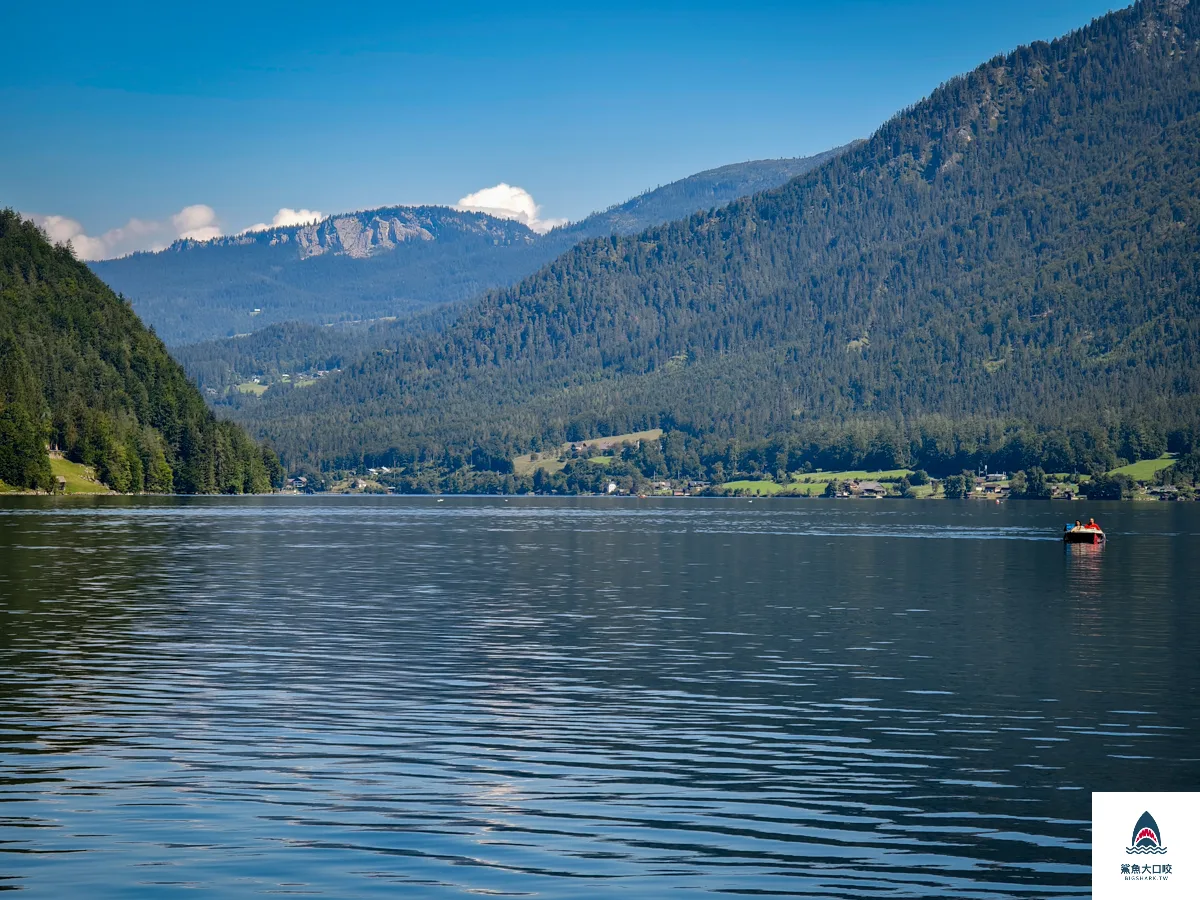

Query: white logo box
[[1093, 792, 1200, 899]]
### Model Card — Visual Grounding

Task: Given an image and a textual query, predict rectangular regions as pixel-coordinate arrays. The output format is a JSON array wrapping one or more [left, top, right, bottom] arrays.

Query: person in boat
[[1085, 518, 1100, 530], [1072, 520, 1083, 532]]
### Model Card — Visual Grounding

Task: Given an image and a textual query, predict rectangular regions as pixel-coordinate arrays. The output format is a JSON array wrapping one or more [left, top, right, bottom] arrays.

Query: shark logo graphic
[[1127, 811, 1168, 855]]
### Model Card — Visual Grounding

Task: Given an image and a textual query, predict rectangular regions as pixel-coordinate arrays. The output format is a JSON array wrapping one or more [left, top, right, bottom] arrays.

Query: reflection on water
[[0, 497, 1198, 898], [1065, 542, 1105, 588], [1063, 543, 1108, 646]]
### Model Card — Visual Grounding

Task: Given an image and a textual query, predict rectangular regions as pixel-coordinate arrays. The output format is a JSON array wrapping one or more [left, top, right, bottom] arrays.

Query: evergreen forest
[[226, 0, 1200, 492], [0, 211, 282, 493], [93, 152, 847, 346]]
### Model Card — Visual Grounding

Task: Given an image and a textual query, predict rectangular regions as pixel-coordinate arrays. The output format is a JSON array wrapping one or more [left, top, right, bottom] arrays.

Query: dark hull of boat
[[1064, 531, 1105, 544]]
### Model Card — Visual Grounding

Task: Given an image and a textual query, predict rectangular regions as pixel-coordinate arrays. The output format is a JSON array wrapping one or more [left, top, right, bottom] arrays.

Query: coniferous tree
[[212, 0, 1200, 483], [0, 210, 277, 493]]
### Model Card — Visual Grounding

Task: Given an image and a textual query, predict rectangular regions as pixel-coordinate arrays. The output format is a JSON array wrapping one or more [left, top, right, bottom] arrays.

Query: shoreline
[[2, 490, 1190, 502]]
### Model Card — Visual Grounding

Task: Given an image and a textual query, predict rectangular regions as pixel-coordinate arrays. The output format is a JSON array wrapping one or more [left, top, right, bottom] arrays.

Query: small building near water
[[854, 480, 887, 498]]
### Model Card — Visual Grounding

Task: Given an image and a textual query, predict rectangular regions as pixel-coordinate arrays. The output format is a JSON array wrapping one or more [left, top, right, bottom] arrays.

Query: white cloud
[[171, 204, 221, 241], [241, 207, 324, 234], [33, 215, 109, 261], [28, 189, 563, 260], [454, 183, 566, 234], [27, 204, 226, 260]]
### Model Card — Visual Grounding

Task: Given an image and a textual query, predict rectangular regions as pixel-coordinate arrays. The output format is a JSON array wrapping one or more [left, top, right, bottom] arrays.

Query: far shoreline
[[2, 490, 1189, 503]]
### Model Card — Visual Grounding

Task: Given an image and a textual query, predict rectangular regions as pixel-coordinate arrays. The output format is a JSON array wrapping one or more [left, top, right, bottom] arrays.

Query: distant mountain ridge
[[90, 150, 851, 345], [558, 149, 851, 241], [162, 151, 851, 260], [233, 0, 1200, 471], [167, 205, 536, 260]]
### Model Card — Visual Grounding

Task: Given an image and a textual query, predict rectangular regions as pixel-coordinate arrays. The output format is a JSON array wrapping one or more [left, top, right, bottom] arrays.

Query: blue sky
[[3, 0, 1119, 257]]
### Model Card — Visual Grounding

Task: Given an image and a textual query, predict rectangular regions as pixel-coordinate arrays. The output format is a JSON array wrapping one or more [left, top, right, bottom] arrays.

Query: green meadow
[[720, 479, 786, 495], [792, 468, 913, 483], [51, 457, 111, 494], [1107, 454, 1176, 482], [720, 469, 924, 497], [512, 429, 664, 476]]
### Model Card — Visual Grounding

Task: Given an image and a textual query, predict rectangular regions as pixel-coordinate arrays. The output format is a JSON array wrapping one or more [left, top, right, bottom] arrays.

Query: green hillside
[[49, 456, 112, 494], [92, 152, 848, 347], [0, 211, 282, 493], [241, 0, 1199, 484], [1108, 454, 1176, 481], [558, 147, 853, 242]]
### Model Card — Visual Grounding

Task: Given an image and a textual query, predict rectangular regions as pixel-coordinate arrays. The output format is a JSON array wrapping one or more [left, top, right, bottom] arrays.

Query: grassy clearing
[[512, 429, 665, 476], [1108, 454, 1176, 482], [512, 453, 566, 477], [721, 479, 785, 495], [51, 456, 111, 494], [785, 468, 915, 495], [791, 468, 913, 483], [576, 429, 663, 449], [785, 484, 825, 497], [719, 469, 921, 497], [235, 381, 269, 395]]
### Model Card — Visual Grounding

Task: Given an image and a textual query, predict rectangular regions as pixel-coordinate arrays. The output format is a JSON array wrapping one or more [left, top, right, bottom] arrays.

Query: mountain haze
[[238, 0, 1200, 472], [90, 152, 850, 345], [91, 207, 539, 345]]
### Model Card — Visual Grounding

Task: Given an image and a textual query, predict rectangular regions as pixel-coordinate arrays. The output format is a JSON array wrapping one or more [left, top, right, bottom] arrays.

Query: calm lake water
[[1, 497, 1197, 897]]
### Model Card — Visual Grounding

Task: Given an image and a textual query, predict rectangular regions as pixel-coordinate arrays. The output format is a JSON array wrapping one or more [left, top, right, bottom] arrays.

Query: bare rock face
[[298, 213, 431, 259], [172, 205, 537, 259]]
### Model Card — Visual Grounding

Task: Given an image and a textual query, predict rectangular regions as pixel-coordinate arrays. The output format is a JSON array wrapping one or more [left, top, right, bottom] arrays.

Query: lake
[[1, 497, 1197, 897]]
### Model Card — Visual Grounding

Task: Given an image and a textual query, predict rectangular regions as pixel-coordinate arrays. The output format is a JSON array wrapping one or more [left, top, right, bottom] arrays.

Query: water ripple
[[1, 496, 1197, 897]]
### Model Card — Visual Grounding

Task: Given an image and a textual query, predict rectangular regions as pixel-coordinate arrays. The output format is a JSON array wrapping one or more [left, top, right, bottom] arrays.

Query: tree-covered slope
[[557, 148, 853, 242], [91, 152, 848, 346], [0, 211, 280, 493], [239, 0, 1200, 469], [173, 300, 467, 396]]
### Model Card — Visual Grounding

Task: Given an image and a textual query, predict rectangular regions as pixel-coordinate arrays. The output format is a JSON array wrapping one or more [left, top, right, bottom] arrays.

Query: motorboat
[[1064, 522, 1106, 544]]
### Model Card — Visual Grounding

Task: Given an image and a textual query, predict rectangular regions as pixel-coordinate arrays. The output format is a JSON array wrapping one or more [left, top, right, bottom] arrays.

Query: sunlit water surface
[[1, 497, 1197, 897]]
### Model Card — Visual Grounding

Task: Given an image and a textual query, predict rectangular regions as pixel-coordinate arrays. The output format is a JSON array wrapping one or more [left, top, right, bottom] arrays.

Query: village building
[[854, 480, 887, 498]]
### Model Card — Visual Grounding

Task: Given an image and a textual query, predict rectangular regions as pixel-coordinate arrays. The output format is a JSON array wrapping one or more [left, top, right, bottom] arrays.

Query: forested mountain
[[555, 149, 851, 242], [91, 208, 540, 345], [238, 0, 1200, 482], [0, 211, 280, 493], [173, 305, 460, 394], [90, 152, 848, 345]]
